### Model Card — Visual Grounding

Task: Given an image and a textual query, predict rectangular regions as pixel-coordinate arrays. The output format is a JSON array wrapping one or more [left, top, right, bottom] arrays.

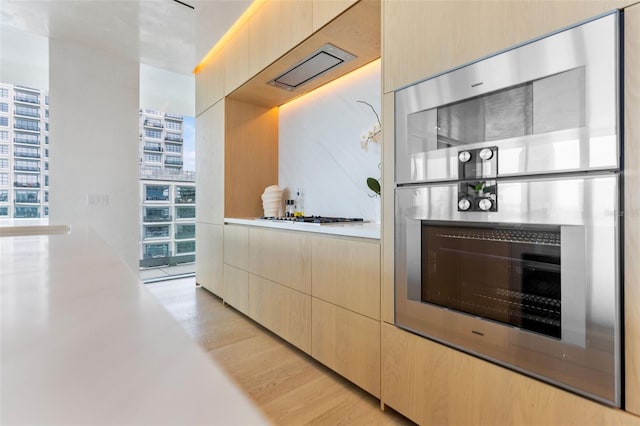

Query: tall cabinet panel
[[625, 1, 640, 416], [196, 222, 224, 296], [195, 56, 225, 116]]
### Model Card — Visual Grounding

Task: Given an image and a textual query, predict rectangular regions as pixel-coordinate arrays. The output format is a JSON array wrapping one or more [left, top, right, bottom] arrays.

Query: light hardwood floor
[[145, 278, 414, 425]]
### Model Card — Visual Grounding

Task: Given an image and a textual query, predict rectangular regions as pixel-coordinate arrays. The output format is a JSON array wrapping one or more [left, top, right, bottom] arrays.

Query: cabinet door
[[248, 0, 312, 76], [224, 264, 249, 315], [195, 55, 224, 116], [312, 236, 380, 320], [625, 1, 640, 417], [224, 224, 249, 270], [196, 223, 223, 297], [224, 30, 250, 95], [248, 273, 311, 353], [196, 100, 224, 225], [312, 0, 358, 31], [312, 298, 380, 397], [249, 227, 311, 294]]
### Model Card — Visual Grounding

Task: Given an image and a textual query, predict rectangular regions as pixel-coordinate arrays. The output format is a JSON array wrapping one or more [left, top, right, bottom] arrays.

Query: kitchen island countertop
[[0, 226, 268, 425]]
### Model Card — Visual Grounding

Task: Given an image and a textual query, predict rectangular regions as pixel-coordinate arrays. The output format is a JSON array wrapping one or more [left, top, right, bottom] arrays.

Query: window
[[15, 160, 39, 171], [144, 109, 162, 115], [0, 159, 7, 169], [175, 224, 195, 239], [176, 206, 195, 219], [15, 105, 39, 117], [0, 130, 7, 141], [176, 240, 195, 254], [45, 162, 49, 171], [45, 191, 49, 202], [175, 186, 195, 204], [144, 207, 170, 222], [145, 185, 169, 201], [14, 132, 39, 144], [45, 123, 48, 131], [0, 145, 7, 155], [45, 148, 49, 157], [0, 88, 8, 98], [0, 190, 8, 201], [45, 95, 49, 105], [14, 92, 38, 103], [0, 103, 7, 112], [0, 207, 7, 216], [144, 225, 170, 239], [144, 243, 170, 259], [45, 109, 49, 118], [165, 144, 181, 153], [15, 174, 39, 187], [0, 173, 8, 185], [0, 117, 7, 126], [45, 176, 49, 186], [144, 118, 162, 128], [15, 190, 39, 203], [15, 146, 39, 158], [145, 129, 162, 139], [166, 121, 181, 131], [44, 206, 48, 216], [144, 153, 161, 163], [14, 206, 39, 218], [15, 118, 39, 131]]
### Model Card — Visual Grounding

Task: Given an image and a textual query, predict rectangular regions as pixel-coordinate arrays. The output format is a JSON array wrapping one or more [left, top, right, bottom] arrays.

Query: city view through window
[[0, 82, 196, 282]]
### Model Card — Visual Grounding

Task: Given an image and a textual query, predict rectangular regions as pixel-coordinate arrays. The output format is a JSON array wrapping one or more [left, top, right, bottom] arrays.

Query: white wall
[[0, 25, 48, 89], [278, 60, 381, 221], [49, 39, 139, 271]]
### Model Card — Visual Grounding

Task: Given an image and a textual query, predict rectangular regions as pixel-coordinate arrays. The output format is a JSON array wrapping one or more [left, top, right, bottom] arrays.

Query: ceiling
[[0, 0, 253, 75]]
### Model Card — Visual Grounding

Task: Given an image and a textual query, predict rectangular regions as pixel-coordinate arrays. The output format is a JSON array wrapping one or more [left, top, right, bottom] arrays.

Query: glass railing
[[144, 145, 162, 152], [14, 166, 40, 172], [165, 136, 183, 143], [15, 197, 40, 203], [14, 152, 40, 158], [14, 137, 39, 145], [14, 95, 39, 104], [165, 160, 183, 166], [144, 120, 163, 128], [14, 182, 40, 188], [165, 113, 183, 120], [145, 231, 170, 238], [175, 232, 195, 240], [14, 109, 40, 118], [14, 123, 40, 131], [143, 215, 172, 222]]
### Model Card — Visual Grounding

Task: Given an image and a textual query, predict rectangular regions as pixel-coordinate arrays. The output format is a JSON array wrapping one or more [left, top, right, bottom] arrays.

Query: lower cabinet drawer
[[248, 273, 312, 353], [223, 264, 249, 315], [311, 298, 380, 397]]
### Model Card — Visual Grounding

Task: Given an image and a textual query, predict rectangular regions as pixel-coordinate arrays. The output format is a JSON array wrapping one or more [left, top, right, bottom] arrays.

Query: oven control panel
[[458, 147, 498, 212]]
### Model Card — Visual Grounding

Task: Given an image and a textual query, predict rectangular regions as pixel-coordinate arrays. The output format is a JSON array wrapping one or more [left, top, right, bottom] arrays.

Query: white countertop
[[0, 226, 268, 425], [225, 217, 381, 240]]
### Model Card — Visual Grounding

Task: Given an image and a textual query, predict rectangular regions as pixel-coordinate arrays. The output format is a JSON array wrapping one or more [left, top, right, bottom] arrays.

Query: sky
[[182, 115, 195, 172]]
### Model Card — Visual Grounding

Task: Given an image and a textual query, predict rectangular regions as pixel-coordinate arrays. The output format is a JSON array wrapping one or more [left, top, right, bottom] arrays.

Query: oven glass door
[[422, 223, 561, 339]]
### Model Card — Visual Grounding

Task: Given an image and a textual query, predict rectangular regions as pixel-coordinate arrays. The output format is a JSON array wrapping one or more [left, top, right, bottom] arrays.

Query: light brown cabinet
[[248, 0, 313, 77], [223, 224, 249, 270], [312, 0, 358, 31], [196, 223, 223, 297], [625, 1, 640, 416], [196, 100, 224, 226], [223, 264, 249, 315], [312, 235, 380, 320], [223, 30, 250, 96], [248, 273, 312, 353], [195, 53, 224, 115], [249, 227, 312, 295], [312, 298, 380, 397]]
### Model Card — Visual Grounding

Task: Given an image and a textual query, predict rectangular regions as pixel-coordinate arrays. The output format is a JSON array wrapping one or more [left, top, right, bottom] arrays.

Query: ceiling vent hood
[[268, 43, 356, 91]]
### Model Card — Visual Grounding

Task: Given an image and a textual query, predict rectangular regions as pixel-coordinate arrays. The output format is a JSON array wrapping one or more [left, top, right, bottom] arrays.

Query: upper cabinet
[[224, 30, 250, 96], [312, 0, 358, 31], [195, 53, 225, 116], [382, 0, 632, 93], [248, 0, 313, 77]]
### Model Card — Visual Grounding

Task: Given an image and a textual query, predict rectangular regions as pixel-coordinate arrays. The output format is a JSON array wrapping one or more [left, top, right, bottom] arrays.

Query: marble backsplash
[[278, 59, 382, 222]]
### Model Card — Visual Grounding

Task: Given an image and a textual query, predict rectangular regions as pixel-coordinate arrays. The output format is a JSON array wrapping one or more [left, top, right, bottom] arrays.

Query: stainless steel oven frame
[[393, 11, 623, 407]]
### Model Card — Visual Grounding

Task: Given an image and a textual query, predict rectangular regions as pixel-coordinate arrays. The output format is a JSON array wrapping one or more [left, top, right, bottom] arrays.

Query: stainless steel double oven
[[394, 12, 622, 406]]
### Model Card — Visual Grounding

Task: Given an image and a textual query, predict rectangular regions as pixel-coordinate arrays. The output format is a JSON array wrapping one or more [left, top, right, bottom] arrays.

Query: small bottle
[[286, 200, 294, 217], [294, 189, 304, 217]]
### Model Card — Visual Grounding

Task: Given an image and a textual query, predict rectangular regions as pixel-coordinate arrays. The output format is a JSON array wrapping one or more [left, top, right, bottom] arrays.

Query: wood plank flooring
[[145, 278, 414, 425]]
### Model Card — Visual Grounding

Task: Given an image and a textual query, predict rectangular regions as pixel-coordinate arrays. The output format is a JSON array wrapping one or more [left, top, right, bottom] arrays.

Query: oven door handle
[[561, 225, 586, 348]]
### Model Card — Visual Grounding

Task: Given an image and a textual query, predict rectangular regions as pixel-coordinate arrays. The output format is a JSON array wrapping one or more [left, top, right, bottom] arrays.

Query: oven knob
[[458, 151, 472, 163], [458, 198, 472, 211], [479, 148, 494, 161], [478, 198, 493, 211]]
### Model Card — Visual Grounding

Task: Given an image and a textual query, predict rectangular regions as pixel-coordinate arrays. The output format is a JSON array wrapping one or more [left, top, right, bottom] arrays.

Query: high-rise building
[[138, 109, 195, 269], [139, 108, 184, 170], [0, 83, 50, 219]]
